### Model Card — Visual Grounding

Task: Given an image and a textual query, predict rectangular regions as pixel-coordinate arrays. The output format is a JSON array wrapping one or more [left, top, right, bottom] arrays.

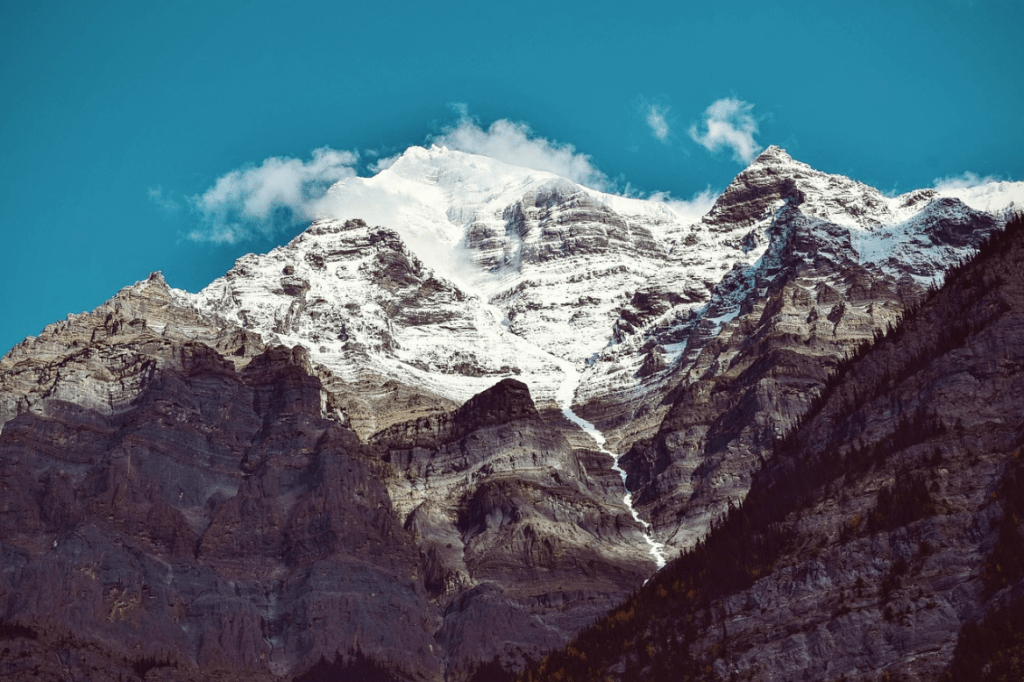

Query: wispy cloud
[[179, 109, 612, 244], [147, 186, 180, 213], [187, 147, 358, 243], [688, 98, 761, 164], [180, 106, 729, 244], [367, 153, 400, 174], [430, 105, 612, 191], [643, 103, 671, 143], [932, 171, 1000, 191], [647, 187, 719, 223]]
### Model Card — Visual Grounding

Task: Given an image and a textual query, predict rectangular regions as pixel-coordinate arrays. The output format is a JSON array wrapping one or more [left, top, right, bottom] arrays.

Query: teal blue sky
[[2, 0, 1023, 354]]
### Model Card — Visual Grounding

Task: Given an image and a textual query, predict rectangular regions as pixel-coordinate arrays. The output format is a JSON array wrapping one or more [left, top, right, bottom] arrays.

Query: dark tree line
[[293, 648, 401, 682]]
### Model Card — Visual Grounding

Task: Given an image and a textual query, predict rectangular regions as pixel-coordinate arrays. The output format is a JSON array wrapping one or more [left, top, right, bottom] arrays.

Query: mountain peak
[[751, 144, 794, 166], [702, 145, 812, 229]]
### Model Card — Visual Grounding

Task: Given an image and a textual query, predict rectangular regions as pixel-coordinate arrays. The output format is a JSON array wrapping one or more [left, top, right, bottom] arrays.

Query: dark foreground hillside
[[0, 345, 649, 680], [522, 214, 1024, 681]]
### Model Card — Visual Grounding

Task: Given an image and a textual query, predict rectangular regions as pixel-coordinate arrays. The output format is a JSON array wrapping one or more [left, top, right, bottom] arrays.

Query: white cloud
[[368, 153, 401, 174], [647, 186, 719, 223], [931, 171, 1024, 214], [431, 107, 612, 191], [688, 98, 761, 164], [932, 171, 1000, 191], [187, 147, 358, 243], [644, 103, 671, 143], [180, 108, 728, 244]]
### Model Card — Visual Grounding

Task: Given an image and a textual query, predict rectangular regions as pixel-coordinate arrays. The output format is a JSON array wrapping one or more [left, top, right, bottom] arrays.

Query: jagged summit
[[750, 143, 795, 164], [7, 145, 1020, 430], [317, 143, 689, 289], [186, 144, 1016, 421], [705, 143, 912, 233]]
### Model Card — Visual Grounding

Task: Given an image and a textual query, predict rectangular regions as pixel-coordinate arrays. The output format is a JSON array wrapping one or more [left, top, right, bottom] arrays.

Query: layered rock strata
[[372, 379, 653, 673], [619, 195, 1000, 554]]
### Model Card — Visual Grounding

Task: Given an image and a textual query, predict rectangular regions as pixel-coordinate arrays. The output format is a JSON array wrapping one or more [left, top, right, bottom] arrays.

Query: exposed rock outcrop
[[0, 271, 266, 435], [618, 198, 1000, 555], [373, 379, 655, 672]]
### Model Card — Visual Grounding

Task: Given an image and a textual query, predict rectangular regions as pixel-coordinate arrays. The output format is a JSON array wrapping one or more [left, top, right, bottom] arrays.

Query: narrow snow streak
[[475, 294, 667, 568], [554, 360, 668, 569]]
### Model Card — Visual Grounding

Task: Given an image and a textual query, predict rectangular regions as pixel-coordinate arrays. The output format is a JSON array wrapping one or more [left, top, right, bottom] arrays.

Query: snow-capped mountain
[[523, 215, 1024, 682], [190, 145, 745, 412], [1, 143, 1021, 682], [185, 144, 1021, 440]]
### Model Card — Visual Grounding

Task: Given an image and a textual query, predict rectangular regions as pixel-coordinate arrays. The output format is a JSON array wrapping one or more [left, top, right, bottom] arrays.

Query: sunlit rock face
[[186, 146, 1016, 451], [0, 144, 1020, 681], [188, 146, 766, 415], [371, 378, 655, 674]]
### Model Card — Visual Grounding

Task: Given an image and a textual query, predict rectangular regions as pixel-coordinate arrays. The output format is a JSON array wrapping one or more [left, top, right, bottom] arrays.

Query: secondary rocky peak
[[915, 196, 998, 247], [369, 378, 542, 453], [702, 147, 810, 230], [453, 377, 539, 429], [703, 143, 930, 235], [145, 270, 168, 285]]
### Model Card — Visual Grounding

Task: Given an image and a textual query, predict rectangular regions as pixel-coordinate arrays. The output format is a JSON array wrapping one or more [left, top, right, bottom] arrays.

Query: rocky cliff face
[[0, 271, 662, 680], [0, 333, 652, 681], [0, 339, 440, 680], [0, 145, 1021, 681], [523, 216, 1024, 681], [0, 272, 259, 430], [372, 378, 654, 674], [620, 194, 1000, 555]]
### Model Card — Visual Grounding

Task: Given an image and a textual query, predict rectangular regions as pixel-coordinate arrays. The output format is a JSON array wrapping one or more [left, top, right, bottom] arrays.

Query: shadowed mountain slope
[[0, 346, 653, 681]]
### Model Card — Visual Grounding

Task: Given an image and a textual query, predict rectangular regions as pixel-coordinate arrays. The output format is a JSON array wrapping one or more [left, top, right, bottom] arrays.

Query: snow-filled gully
[[471, 270, 670, 570], [553, 360, 668, 569]]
